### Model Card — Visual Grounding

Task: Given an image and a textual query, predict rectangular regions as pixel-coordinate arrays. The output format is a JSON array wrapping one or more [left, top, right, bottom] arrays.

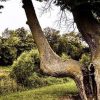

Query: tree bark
[[22, 0, 87, 99], [72, 6, 100, 100]]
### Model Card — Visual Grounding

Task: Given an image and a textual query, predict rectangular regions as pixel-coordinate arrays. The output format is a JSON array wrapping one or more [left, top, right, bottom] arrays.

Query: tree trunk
[[72, 6, 100, 100], [22, 0, 87, 99]]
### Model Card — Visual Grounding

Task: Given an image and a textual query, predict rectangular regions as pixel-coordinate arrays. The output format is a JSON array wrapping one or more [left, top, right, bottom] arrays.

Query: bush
[[61, 53, 70, 61], [29, 73, 68, 88], [80, 53, 91, 66], [10, 49, 40, 87], [0, 46, 17, 66], [0, 76, 26, 95]]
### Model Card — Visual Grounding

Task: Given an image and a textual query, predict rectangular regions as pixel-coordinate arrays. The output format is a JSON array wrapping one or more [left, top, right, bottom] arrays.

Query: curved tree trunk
[[22, 0, 87, 99], [72, 6, 100, 100]]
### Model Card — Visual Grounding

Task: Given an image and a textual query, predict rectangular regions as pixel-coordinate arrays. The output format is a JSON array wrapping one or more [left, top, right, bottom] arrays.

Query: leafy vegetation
[[0, 28, 35, 66], [0, 27, 90, 66], [10, 49, 39, 87]]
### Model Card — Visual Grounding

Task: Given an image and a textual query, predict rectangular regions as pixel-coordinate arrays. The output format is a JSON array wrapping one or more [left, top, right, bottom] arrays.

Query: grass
[[0, 66, 11, 77], [0, 66, 79, 99], [0, 80, 78, 100]]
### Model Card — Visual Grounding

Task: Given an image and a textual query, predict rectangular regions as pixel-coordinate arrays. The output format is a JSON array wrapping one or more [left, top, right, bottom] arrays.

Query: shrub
[[29, 74, 68, 88], [10, 49, 40, 87], [0, 76, 26, 95], [61, 53, 70, 61], [80, 53, 91, 66], [0, 46, 17, 66]]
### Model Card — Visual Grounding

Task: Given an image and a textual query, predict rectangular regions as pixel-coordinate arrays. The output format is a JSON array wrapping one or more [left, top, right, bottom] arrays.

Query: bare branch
[[54, 9, 77, 32], [39, 0, 54, 16]]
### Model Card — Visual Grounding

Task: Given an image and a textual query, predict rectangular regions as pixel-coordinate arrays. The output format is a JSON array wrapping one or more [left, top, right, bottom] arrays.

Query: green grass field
[[0, 80, 78, 100]]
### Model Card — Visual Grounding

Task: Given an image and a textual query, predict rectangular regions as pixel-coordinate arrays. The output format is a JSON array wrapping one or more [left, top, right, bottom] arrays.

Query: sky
[[0, 0, 75, 35]]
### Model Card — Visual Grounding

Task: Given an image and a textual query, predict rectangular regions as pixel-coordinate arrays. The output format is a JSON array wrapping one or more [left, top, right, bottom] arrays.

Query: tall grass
[[0, 66, 11, 77], [0, 76, 26, 95], [0, 66, 26, 95]]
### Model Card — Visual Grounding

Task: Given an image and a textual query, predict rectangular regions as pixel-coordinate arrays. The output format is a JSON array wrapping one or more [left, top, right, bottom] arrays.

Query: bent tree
[[22, 0, 100, 100]]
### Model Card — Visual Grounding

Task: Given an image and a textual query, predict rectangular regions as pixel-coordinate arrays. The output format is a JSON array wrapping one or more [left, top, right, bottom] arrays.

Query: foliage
[[0, 66, 11, 77], [61, 53, 71, 61], [10, 28, 36, 57], [0, 28, 35, 66], [80, 53, 91, 66], [0, 76, 26, 95], [0, 27, 88, 66], [0, 44, 17, 66], [10, 49, 39, 87], [29, 73, 69, 88], [44, 28, 86, 60], [0, 66, 27, 95], [44, 27, 60, 54]]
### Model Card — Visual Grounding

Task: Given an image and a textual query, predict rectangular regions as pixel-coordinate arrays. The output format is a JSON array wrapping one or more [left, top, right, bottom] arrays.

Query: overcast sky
[[0, 0, 75, 35]]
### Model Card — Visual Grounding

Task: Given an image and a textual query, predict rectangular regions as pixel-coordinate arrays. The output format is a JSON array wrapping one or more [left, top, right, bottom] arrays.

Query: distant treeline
[[0, 27, 90, 66]]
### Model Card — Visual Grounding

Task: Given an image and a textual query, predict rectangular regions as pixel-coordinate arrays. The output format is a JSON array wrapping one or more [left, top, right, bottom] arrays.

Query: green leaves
[[0, 28, 35, 66], [10, 49, 39, 87]]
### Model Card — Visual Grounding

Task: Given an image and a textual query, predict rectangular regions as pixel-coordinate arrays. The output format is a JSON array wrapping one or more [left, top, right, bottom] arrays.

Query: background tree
[[0, 26, 88, 67], [44, 27, 86, 60], [0, 28, 35, 66], [44, 27, 61, 54]]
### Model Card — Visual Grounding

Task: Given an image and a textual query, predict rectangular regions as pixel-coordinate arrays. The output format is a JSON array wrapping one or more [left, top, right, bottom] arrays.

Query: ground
[[0, 66, 80, 100], [0, 82, 80, 100]]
